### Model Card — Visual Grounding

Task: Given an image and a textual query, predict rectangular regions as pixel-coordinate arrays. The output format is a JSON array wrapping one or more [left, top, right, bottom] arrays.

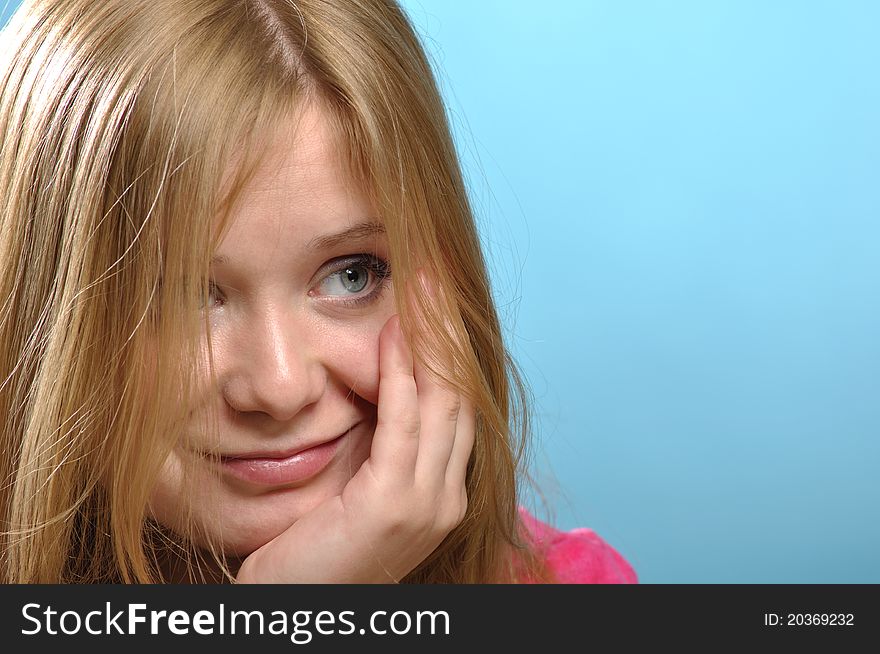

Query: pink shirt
[[518, 506, 638, 584]]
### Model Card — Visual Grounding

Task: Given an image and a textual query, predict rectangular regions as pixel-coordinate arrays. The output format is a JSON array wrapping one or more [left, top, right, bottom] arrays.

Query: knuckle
[[437, 509, 460, 533], [380, 409, 420, 436], [398, 409, 421, 435], [440, 394, 462, 422], [381, 498, 411, 532], [437, 493, 467, 532], [380, 484, 469, 539]]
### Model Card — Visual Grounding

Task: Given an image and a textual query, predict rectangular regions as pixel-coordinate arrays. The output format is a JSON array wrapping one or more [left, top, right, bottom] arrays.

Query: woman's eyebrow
[[209, 220, 386, 266], [306, 219, 385, 251]]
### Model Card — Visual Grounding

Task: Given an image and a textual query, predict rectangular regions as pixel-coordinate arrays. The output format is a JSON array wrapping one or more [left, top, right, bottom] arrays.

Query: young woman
[[0, 0, 637, 584]]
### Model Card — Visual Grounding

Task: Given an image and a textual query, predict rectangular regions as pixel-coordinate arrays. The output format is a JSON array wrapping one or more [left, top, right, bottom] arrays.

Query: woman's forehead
[[213, 102, 377, 249], [238, 103, 347, 191]]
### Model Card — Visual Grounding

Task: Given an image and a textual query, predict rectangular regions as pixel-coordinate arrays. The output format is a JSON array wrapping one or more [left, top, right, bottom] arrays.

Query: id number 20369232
[[763, 613, 854, 627]]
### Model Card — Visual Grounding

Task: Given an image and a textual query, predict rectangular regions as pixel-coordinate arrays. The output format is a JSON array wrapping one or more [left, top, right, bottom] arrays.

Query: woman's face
[[149, 102, 394, 557]]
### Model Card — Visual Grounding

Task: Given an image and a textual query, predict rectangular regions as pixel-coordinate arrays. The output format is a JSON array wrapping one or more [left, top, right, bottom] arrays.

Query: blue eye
[[317, 254, 391, 306], [201, 254, 392, 311], [337, 265, 368, 293]]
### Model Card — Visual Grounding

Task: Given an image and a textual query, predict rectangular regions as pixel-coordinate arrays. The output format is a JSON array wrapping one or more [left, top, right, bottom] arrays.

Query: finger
[[406, 269, 460, 484], [369, 314, 420, 484], [412, 348, 461, 484], [445, 393, 475, 491]]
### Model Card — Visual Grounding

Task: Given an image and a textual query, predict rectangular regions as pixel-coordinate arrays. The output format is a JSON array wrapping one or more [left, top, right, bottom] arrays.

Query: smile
[[218, 424, 357, 486]]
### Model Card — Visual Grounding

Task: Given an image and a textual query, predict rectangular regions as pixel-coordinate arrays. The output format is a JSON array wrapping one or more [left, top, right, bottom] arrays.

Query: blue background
[[4, 1, 878, 583]]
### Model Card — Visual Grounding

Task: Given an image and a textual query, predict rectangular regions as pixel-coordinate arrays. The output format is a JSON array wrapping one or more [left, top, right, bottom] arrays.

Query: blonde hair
[[0, 0, 554, 583]]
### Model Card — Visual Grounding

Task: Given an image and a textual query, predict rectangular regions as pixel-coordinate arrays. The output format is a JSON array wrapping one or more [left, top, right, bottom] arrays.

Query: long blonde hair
[[0, 0, 554, 583]]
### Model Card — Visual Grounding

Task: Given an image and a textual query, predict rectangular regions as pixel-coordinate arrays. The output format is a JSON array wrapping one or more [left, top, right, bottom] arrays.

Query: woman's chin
[[149, 439, 369, 563], [206, 487, 345, 558]]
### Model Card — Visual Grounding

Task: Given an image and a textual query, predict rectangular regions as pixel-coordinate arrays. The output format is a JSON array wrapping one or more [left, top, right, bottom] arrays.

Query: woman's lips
[[219, 426, 355, 486]]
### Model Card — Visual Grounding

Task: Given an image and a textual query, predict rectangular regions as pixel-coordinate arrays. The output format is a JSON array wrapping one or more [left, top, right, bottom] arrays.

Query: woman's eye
[[200, 281, 223, 309], [315, 254, 391, 306], [334, 265, 369, 293], [201, 254, 392, 311]]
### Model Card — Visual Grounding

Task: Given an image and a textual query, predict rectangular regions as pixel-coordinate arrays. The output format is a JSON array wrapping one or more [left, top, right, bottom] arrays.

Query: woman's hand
[[235, 276, 474, 583]]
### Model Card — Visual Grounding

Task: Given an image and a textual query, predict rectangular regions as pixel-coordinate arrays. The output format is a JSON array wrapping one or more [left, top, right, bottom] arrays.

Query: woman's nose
[[221, 307, 324, 422]]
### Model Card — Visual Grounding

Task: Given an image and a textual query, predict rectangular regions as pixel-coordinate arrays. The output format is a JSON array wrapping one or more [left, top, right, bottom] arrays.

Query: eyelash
[[204, 254, 392, 309], [318, 253, 392, 307]]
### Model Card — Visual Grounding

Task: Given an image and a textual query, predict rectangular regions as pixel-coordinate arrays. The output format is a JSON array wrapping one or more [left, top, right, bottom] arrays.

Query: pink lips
[[220, 426, 353, 486]]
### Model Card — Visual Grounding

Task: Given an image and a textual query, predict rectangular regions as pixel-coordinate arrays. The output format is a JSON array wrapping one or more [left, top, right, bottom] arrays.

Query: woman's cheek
[[147, 454, 186, 531], [322, 318, 386, 406]]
